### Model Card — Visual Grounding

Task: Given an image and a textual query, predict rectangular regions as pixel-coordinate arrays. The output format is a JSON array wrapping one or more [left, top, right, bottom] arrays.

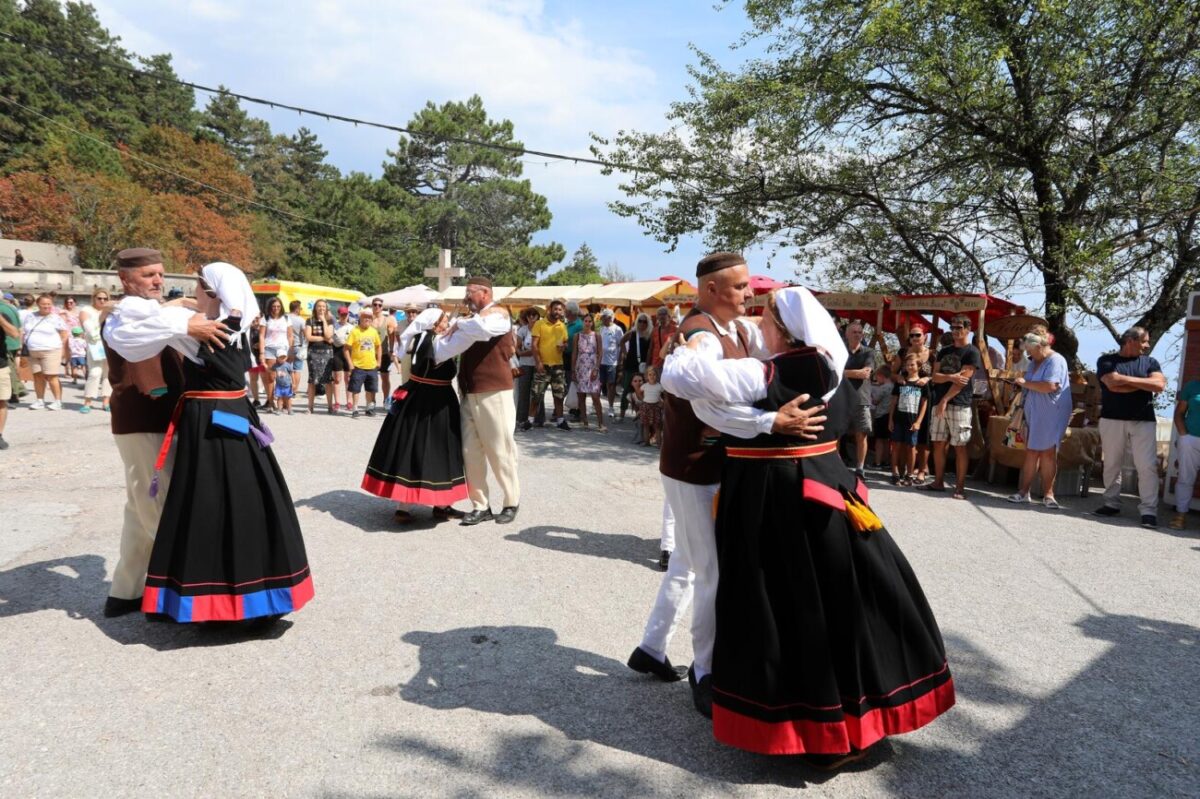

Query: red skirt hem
[[713, 677, 956, 755], [361, 473, 468, 505]]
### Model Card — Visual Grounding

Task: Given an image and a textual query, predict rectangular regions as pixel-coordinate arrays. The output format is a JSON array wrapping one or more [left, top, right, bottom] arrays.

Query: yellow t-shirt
[[346, 326, 381, 370], [532, 319, 567, 366]]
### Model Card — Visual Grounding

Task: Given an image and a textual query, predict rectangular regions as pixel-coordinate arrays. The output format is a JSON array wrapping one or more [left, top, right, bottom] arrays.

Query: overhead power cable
[[0, 30, 621, 171], [0, 94, 350, 230]]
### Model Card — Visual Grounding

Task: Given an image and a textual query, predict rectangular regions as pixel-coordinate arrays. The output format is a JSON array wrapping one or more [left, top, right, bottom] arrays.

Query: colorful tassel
[[250, 423, 274, 449], [843, 491, 883, 533]]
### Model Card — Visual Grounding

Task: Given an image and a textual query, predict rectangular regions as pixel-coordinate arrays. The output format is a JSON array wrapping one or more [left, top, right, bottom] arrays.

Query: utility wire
[[0, 30, 622, 171], [0, 94, 350, 230]]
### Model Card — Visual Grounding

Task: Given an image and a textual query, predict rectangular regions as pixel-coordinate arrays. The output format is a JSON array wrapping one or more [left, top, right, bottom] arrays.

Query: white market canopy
[[372, 284, 443, 309], [497, 280, 696, 308], [439, 285, 516, 306]]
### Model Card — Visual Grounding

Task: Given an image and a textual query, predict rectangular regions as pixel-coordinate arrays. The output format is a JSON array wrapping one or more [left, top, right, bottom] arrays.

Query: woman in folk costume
[[662, 286, 954, 768], [141, 262, 313, 622], [361, 308, 469, 523]]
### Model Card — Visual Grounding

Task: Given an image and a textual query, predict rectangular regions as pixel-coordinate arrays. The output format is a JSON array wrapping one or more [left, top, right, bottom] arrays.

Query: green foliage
[[596, 0, 1200, 359], [384, 95, 565, 285], [543, 242, 603, 285], [0, 3, 564, 297]]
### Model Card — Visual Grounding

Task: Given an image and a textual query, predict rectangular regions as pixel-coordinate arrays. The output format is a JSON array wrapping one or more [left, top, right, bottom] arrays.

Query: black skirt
[[361, 333, 467, 506], [711, 350, 953, 755], [141, 323, 312, 622]]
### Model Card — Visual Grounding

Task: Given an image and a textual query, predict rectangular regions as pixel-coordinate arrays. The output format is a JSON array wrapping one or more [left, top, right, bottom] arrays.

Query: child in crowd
[[273, 357, 295, 415], [889, 353, 929, 485], [68, 326, 87, 384], [869, 364, 894, 469], [628, 372, 645, 444], [639, 365, 665, 447]]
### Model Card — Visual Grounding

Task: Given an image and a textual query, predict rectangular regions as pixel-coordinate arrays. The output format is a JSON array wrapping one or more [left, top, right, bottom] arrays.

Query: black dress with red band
[[142, 317, 313, 623], [711, 347, 954, 755], [361, 331, 468, 506]]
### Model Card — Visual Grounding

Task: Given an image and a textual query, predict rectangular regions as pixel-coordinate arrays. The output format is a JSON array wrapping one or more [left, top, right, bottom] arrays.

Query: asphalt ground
[[1, 380, 1197, 798]]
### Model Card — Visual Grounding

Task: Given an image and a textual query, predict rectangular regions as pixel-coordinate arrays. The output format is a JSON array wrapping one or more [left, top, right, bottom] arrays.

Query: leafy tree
[[597, 0, 1200, 359], [383, 95, 564, 285], [543, 242, 603, 285]]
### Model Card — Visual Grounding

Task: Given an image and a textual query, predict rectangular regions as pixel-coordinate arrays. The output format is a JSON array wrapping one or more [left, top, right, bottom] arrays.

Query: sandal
[[1043, 496, 1062, 510], [952, 492, 967, 500]]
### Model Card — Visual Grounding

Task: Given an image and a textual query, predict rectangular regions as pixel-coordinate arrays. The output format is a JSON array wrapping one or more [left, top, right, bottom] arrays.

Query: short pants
[[531, 364, 566, 400], [0, 366, 11, 401], [263, 344, 289, 361], [849, 404, 873, 435], [599, 364, 617, 388], [930, 403, 973, 446], [28, 349, 62, 376], [348, 368, 379, 394]]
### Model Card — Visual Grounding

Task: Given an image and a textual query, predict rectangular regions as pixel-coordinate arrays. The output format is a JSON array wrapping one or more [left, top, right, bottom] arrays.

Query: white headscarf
[[200, 262, 259, 347], [773, 286, 849, 401], [399, 307, 443, 352]]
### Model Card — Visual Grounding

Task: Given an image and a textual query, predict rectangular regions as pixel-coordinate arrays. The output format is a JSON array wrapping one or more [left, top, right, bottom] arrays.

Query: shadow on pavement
[[295, 489, 453, 534], [377, 625, 849, 791], [505, 525, 661, 571], [516, 424, 659, 464], [882, 614, 1200, 797], [0, 554, 294, 650]]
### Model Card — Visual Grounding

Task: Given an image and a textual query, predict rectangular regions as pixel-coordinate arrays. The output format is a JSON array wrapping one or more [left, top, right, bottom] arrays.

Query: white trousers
[[461, 389, 521, 510], [1099, 418, 1159, 516], [110, 432, 174, 600], [1174, 434, 1200, 513], [84, 353, 110, 400], [640, 475, 719, 672], [660, 498, 675, 552]]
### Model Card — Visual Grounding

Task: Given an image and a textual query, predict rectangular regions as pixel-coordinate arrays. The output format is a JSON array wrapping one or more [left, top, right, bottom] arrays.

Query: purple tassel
[[148, 474, 159, 498], [250, 423, 274, 449]]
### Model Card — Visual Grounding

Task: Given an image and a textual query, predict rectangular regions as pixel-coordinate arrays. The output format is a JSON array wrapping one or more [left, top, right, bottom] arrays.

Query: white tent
[[373, 285, 443, 309]]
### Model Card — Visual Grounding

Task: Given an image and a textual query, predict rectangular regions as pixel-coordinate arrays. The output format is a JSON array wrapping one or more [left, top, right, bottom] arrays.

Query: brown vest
[[459, 325, 515, 395], [103, 313, 185, 436], [659, 310, 751, 485]]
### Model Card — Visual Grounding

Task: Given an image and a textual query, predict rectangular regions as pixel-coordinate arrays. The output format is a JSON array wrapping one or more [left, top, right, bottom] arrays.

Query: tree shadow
[[294, 489, 450, 534], [882, 614, 1200, 798], [0, 554, 293, 650], [504, 525, 661, 571], [382, 624, 862, 790]]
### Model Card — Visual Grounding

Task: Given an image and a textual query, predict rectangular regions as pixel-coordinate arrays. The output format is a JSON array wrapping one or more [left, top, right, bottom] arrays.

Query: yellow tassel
[[843, 491, 883, 533], [712, 490, 720, 520]]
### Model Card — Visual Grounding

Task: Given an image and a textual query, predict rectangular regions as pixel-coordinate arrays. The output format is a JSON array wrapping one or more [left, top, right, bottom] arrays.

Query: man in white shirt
[[598, 308, 624, 416], [434, 276, 521, 525], [626, 252, 822, 718], [99, 248, 229, 617]]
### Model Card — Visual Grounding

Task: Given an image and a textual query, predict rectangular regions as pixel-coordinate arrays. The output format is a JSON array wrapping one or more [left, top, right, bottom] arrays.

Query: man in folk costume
[[99, 248, 232, 617], [434, 276, 521, 526], [626, 252, 824, 716]]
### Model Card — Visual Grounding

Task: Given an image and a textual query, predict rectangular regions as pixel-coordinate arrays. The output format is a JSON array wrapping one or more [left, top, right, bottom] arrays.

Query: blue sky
[[87, 0, 1179, 372]]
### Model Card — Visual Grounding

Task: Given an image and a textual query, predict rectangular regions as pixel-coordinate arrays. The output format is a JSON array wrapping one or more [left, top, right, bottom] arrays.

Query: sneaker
[[29, 400, 45, 410], [1168, 513, 1187, 530], [1140, 514, 1157, 529], [1006, 493, 1031, 504], [46, 400, 61, 411], [365, 405, 376, 417], [351, 409, 359, 418], [332, 402, 340, 412], [1043, 496, 1062, 510], [557, 420, 571, 431], [1092, 505, 1120, 517], [79, 405, 91, 414]]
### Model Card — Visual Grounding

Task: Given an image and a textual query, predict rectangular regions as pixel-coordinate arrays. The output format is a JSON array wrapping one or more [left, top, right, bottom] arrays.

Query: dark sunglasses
[[908, 332, 923, 338]]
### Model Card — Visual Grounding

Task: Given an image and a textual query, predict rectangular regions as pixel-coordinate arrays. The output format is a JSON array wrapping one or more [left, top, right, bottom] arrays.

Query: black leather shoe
[[495, 506, 518, 524], [519, 420, 533, 431], [433, 506, 466, 520], [460, 509, 494, 526], [658, 550, 671, 571], [103, 596, 142, 618], [688, 665, 713, 718], [627, 647, 688, 682]]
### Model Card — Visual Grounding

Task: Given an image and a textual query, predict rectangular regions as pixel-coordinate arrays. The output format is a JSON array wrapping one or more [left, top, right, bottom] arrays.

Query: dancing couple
[[629, 252, 955, 768]]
